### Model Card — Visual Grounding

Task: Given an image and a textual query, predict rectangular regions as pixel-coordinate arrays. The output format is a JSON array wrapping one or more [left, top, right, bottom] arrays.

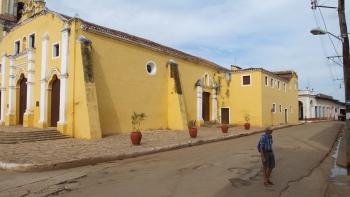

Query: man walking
[[259, 127, 275, 186]]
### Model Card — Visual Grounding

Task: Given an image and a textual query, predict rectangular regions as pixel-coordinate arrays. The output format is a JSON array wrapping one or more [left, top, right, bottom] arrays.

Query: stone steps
[[0, 129, 70, 144]]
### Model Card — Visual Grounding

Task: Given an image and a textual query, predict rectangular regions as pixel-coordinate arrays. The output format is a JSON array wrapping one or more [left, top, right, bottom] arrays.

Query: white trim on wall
[[284, 108, 289, 123], [13, 39, 20, 55], [241, 74, 252, 87], [272, 103, 277, 113], [145, 60, 157, 76], [52, 42, 60, 59], [28, 32, 36, 49]]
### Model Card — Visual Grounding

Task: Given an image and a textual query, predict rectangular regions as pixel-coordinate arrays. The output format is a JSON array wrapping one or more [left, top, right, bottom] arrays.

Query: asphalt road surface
[[0, 122, 347, 197]]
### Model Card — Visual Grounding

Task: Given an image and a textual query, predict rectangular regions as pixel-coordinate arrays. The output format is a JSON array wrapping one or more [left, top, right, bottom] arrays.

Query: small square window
[[29, 34, 35, 49], [14, 41, 20, 55], [53, 43, 60, 58], [242, 75, 251, 86]]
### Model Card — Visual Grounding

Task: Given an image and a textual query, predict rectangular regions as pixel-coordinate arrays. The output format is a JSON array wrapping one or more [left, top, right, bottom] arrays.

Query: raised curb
[[0, 123, 305, 172]]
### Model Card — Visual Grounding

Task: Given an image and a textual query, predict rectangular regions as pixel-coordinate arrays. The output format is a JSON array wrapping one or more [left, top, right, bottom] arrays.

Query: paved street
[[0, 122, 349, 197]]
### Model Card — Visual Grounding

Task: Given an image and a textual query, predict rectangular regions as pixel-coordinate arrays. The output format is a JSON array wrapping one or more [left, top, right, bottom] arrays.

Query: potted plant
[[244, 114, 251, 130], [188, 120, 198, 138], [221, 124, 229, 133], [131, 112, 146, 145]]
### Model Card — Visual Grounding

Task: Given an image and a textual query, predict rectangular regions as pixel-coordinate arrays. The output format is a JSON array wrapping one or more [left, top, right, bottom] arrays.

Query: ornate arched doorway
[[195, 74, 218, 123], [18, 76, 27, 125], [50, 75, 60, 127]]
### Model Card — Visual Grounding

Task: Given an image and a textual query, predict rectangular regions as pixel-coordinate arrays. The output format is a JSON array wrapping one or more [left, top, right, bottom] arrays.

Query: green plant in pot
[[244, 113, 251, 130], [188, 120, 198, 138], [131, 112, 146, 145]]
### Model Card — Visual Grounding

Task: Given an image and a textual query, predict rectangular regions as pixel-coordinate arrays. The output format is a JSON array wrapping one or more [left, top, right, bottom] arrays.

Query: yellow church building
[[0, 0, 299, 139]]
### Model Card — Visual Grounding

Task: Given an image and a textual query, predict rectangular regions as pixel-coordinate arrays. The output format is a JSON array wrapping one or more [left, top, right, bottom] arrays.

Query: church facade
[[0, 1, 299, 139]]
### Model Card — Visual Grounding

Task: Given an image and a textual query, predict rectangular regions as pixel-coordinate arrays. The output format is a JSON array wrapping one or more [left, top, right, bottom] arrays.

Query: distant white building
[[298, 90, 345, 120]]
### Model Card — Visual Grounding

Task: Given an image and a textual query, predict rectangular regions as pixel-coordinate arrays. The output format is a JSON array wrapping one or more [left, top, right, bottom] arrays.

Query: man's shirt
[[259, 133, 273, 152]]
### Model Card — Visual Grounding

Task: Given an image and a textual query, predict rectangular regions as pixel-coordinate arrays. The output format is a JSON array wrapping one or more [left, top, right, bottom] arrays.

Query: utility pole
[[311, 0, 350, 173], [338, 0, 350, 174]]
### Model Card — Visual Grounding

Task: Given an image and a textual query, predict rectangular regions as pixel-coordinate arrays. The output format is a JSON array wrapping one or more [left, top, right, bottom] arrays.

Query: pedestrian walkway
[[0, 124, 301, 172]]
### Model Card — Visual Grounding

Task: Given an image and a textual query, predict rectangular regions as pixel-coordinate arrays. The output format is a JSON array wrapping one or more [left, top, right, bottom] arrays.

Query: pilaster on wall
[[0, 54, 7, 125], [6, 56, 16, 125], [57, 24, 70, 133], [211, 87, 217, 122], [167, 60, 188, 131], [73, 35, 102, 139], [38, 33, 49, 128], [196, 83, 204, 125], [24, 49, 35, 127]]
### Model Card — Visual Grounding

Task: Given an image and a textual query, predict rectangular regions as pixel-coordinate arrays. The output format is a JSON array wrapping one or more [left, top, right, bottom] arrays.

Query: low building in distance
[[298, 90, 345, 121]]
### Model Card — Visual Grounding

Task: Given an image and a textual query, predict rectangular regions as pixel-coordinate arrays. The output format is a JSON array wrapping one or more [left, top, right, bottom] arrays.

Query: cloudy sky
[[46, 0, 348, 101]]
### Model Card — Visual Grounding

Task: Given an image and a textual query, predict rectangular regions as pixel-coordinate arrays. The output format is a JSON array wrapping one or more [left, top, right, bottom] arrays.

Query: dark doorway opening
[[299, 101, 304, 120], [19, 77, 27, 125], [221, 108, 230, 124], [50, 76, 60, 127], [202, 92, 210, 122], [284, 109, 288, 124]]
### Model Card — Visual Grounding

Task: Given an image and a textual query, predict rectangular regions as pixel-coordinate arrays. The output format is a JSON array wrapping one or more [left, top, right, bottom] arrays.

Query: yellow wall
[[79, 25, 229, 135], [230, 69, 299, 128], [0, 10, 299, 139], [230, 71, 263, 127], [0, 12, 66, 127], [261, 72, 299, 127], [0, 13, 87, 137]]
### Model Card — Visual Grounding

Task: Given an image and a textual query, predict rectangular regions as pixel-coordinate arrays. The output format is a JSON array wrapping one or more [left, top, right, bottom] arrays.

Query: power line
[[317, 7, 342, 59]]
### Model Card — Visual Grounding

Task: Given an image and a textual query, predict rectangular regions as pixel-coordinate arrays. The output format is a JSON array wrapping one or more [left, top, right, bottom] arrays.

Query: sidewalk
[[0, 123, 302, 172]]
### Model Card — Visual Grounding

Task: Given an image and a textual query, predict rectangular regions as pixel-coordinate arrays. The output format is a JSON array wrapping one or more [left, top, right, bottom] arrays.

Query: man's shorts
[[262, 152, 275, 169]]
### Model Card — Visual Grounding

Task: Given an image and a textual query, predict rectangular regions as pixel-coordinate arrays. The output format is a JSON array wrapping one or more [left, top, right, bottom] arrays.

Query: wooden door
[[202, 92, 210, 122], [51, 78, 60, 127], [285, 109, 288, 124], [221, 108, 229, 124], [19, 78, 27, 125]]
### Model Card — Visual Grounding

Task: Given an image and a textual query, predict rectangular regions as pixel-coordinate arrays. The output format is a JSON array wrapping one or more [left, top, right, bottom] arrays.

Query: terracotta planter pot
[[221, 125, 229, 133], [188, 127, 198, 138], [130, 131, 142, 145], [244, 123, 251, 130]]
